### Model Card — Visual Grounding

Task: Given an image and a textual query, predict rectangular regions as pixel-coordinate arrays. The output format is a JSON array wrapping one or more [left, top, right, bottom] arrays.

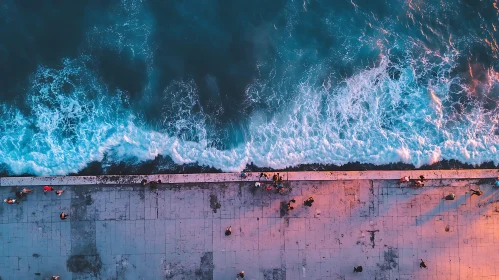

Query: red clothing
[[44, 186, 54, 191]]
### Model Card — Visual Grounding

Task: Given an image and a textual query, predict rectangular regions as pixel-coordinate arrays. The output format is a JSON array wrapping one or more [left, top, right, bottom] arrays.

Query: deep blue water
[[1, 0, 499, 175]]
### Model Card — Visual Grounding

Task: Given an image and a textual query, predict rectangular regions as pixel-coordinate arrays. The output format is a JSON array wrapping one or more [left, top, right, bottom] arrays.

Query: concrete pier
[[1, 170, 499, 279], [1, 169, 498, 186]]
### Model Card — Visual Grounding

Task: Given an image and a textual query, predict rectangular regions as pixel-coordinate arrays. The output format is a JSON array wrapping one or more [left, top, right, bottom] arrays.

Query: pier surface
[[1, 170, 499, 279]]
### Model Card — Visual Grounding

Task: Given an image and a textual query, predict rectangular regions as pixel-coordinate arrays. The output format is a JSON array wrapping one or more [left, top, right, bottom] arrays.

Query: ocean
[[1, 0, 499, 176]]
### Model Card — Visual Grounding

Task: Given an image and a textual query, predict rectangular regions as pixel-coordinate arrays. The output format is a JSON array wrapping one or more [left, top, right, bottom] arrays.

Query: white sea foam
[[2, 49, 499, 176]]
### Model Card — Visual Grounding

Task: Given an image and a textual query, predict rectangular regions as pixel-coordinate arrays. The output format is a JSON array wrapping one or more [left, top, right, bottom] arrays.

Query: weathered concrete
[[1, 178, 499, 279], [1, 169, 498, 186]]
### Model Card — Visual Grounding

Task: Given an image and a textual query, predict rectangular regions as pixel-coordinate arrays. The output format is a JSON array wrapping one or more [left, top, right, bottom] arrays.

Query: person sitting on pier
[[470, 188, 483, 196], [4, 198, 16, 204], [240, 171, 247, 179], [22, 188, 33, 194], [414, 180, 424, 187], [272, 173, 278, 184], [494, 177, 499, 187], [399, 176, 410, 183], [444, 193, 456, 200], [276, 182, 284, 192], [278, 175, 283, 183], [304, 197, 315, 207]]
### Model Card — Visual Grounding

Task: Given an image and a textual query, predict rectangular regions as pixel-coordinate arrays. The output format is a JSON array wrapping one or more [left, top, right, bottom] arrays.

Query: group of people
[[4, 186, 69, 220], [399, 175, 426, 187], [287, 197, 315, 211]]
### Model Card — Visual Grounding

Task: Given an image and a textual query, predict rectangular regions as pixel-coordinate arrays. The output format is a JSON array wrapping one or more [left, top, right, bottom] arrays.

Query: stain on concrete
[[66, 255, 102, 276], [367, 230, 379, 248], [164, 261, 188, 279], [209, 194, 221, 213], [68, 188, 102, 278], [262, 268, 285, 280], [86, 194, 93, 205], [116, 254, 134, 279], [138, 189, 145, 200], [280, 201, 289, 217], [377, 248, 398, 271], [195, 252, 214, 280], [32, 253, 40, 258], [238, 183, 243, 197]]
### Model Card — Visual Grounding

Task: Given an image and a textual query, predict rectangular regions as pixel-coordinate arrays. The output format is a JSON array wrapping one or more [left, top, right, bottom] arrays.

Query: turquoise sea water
[[1, 0, 499, 175]]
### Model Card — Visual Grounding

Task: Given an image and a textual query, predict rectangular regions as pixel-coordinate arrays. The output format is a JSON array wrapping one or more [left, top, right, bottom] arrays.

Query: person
[[399, 176, 410, 183], [240, 171, 247, 179], [444, 193, 455, 200], [276, 183, 283, 192], [470, 188, 483, 196], [494, 176, 499, 187], [141, 179, 147, 186], [287, 199, 296, 211], [419, 175, 425, 181], [225, 226, 232, 236], [304, 197, 315, 207], [60, 212, 69, 220], [55, 189, 65, 196], [149, 180, 157, 188], [4, 198, 16, 204], [259, 173, 268, 179], [237, 271, 244, 278], [44, 186, 54, 193], [420, 259, 427, 268], [278, 175, 283, 183], [255, 182, 261, 188], [353, 266, 363, 272], [51, 276, 60, 280], [15, 190, 24, 199], [272, 174, 278, 184], [414, 180, 424, 187], [22, 188, 33, 194]]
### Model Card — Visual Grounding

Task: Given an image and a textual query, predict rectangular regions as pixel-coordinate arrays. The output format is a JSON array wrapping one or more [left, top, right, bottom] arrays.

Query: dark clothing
[[420, 260, 427, 268], [304, 197, 315, 207], [237, 272, 245, 278], [353, 266, 363, 272], [470, 189, 483, 196], [445, 194, 455, 200], [225, 229, 231, 236]]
